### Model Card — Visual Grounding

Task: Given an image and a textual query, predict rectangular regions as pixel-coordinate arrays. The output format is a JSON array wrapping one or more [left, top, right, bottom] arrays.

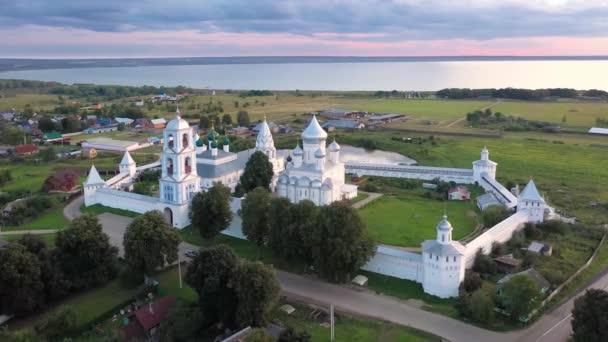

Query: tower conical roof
[[302, 115, 328, 140], [328, 139, 341, 152], [292, 143, 303, 156], [519, 179, 545, 203], [256, 118, 274, 145], [436, 215, 452, 231], [166, 106, 190, 130], [120, 151, 135, 165], [84, 165, 105, 186]]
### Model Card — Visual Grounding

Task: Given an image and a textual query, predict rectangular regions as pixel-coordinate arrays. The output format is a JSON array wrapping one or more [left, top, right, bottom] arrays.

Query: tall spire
[[176, 105, 181, 119]]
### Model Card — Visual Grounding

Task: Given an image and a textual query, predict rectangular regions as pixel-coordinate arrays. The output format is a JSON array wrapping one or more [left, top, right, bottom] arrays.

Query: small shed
[[15, 144, 39, 155], [151, 118, 167, 129], [476, 193, 501, 211], [527, 241, 553, 256], [448, 185, 471, 201], [498, 268, 551, 294], [351, 274, 369, 287], [279, 304, 296, 315], [494, 254, 522, 274]]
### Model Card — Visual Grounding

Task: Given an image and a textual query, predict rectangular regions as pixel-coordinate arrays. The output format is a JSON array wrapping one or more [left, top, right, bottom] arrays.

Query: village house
[[134, 99, 145, 106], [448, 185, 471, 200], [321, 108, 367, 120], [228, 126, 251, 136], [119, 296, 177, 341], [527, 241, 553, 256], [15, 144, 39, 155], [494, 254, 522, 273], [151, 118, 167, 129], [368, 113, 408, 124], [321, 119, 365, 130]]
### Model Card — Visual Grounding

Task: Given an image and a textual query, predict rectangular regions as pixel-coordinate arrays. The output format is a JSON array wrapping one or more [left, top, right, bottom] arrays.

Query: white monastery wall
[[463, 210, 529, 268], [361, 245, 424, 282], [88, 188, 158, 214], [345, 163, 475, 184]]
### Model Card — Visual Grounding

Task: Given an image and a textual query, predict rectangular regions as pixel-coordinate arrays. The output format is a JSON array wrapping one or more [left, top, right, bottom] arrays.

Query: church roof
[[84, 165, 105, 185], [314, 147, 325, 158], [436, 215, 452, 231], [196, 149, 251, 178], [519, 179, 545, 203], [120, 151, 135, 165], [302, 115, 328, 140], [166, 107, 189, 130], [421, 240, 466, 256], [292, 144, 303, 156], [328, 139, 341, 152]]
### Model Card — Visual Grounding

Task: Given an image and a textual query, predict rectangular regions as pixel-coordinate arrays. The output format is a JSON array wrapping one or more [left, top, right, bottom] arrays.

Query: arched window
[[442, 234, 445, 242], [182, 133, 189, 148], [167, 158, 173, 175], [168, 134, 174, 148], [185, 157, 192, 174]]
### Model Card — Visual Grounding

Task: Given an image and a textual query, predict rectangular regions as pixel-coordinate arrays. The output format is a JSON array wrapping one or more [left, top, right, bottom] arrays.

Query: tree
[[268, 197, 294, 257], [462, 270, 482, 293], [222, 114, 233, 126], [311, 202, 375, 282], [481, 205, 510, 227], [158, 303, 205, 341], [237, 110, 250, 127], [186, 245, 239, 328], [38, 117, 57, 132], [500, 274, 540, 321], [241, 187, 272, 248], [239, 151, 274, 193], [35, 305, 78, 340], [571, 289, 608, 341], [289, 200, 320, 263], [189, 182, 233, 240], [234, 261, 280, 328], [245, 328, 273, 342], [117, 122, 126, 131], [39, 146, 57, 162], [470, 290, 495, 324], [199, 115, 211, 129], [472, 249, 497, 275], [123, 211, 180, 281], [0, 243, 45, 315], [54, 214, 119, 290], [279, 326, 312, 342]]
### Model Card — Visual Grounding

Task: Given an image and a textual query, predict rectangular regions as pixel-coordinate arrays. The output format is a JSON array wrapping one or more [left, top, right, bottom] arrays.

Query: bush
[[473, 249, 497, 276], [470, 290, 496, 324], [119, 267, 144, 289], [524, 223, 543, 240], [491, 242, 508, 257], [361, 183, 378, 192], [538, 220, 569, 235], [482, 206, 510, 227], [507, 230, 527, 250], [35, 305, 78, 340], [462, 270, 482, 293]]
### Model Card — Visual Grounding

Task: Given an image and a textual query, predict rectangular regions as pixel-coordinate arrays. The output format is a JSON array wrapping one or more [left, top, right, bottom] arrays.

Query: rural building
[[115, 117, 135, 125], [86, 115, 97, 121], [119, 296, 176, 341], [588, 127, 608, 135], [0, 111, 15, 121], [96, 118, 112, 126], [321, 119, 365, 130], [494, 254, 522, 273], [252, 121, 278, 134], [43, 132, 70, 144], [82, 137, 141, 152], [15, 144, 39, 155], [278, 124, 293, 134], [133, 118, 153, 128], [498, 268, 551, 294], [86, 125, 119, 134], [527, 241, 552, 256], [228, 126, 250, 136], [448, 185, 471, 200], [476, 193, 501, 210], [368, 113, 408, 124], [151, 118, 167, 129], [134, 99, 144, 106], [44, 169, 79, 192], [321, 108, 366, 119]]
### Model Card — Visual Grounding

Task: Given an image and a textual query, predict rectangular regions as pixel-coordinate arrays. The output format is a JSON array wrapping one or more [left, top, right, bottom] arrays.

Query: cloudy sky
[[2, 0, 608, 58]]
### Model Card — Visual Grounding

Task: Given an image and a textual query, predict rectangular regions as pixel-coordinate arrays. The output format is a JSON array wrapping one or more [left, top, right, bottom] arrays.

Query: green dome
[[210, 140, 218, 148], [222, 136, 230, 145], [196, 138, 204, 147], [207, 128, 219, 140]]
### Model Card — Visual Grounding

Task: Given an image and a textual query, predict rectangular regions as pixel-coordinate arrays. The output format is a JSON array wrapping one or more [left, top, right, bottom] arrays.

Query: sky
[[2, 0, 608, 58]]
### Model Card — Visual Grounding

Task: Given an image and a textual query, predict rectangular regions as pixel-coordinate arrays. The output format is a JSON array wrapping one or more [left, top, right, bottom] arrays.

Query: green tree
[[0, 244, 44, 315], [39, 146, 57, 162], [199, 115, 211, 129], [571, 289, 608, 341], [311, 202, 375, 282], [222, 114, 233, 126], [241, 187, 272, 248], [189, 182, 233, 240], [158, 303, 205, 341], [237, 110, 250, 127], [234, 261, 280, 328], [239, 151, 274, 193], [117, 122, 126, 131], [245, 328, 274, 342], [54, 214, 119, 290], [185, 245, 239, 328], [279, 326, 312, 342], [38, 117, 57, 132], [290, 200, 320, 263], [501, 274, 540, 321], [472, 249, 497, 275], [470, 290, 495, 324], [482, 205, 510, 227], [268, 197, 294, 258], [123, 211, 180, 282], [35, 305, 78, 340]]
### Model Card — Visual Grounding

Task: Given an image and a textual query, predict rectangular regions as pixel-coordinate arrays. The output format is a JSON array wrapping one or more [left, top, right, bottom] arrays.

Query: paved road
[[351, 191, 382, 209]]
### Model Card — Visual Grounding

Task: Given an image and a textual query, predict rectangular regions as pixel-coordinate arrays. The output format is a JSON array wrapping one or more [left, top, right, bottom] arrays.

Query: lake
[[1, 60, 608, 90]]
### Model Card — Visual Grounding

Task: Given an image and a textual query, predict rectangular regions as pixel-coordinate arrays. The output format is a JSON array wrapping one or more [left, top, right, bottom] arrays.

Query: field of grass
[[359, 195, 478, 247], [274, 300, 440, 342], [350, 99, 492, 122], [1, 232, 57, 246], [0, 93, 59, 111], [334, 130, 608, 225], [81, 204, 140, 218], [493, 101, 608, 128], [2, 206, 68, 232], [154, 265, 198, 302]]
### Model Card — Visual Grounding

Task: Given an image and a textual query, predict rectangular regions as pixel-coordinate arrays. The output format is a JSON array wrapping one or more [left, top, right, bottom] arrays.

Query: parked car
[[184, 249, 198, 258]]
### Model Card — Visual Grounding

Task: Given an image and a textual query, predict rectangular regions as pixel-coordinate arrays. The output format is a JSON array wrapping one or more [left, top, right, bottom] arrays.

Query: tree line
[[436, 87, 608, 100]]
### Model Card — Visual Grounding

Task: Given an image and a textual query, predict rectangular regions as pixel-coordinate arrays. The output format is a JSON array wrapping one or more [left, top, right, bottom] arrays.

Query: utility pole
[[330, 304, 335, 341], [178, 254, 183, 289]]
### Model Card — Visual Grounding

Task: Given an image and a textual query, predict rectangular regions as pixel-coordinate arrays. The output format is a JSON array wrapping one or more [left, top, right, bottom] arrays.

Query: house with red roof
[[119, 296, 176, 341], [15, 144, 39, 155], [448, 185, 470, 201]]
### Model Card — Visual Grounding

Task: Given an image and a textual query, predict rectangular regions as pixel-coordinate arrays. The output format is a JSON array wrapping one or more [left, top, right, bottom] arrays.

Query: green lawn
[[81, 204, 140, 218], [154, 265, 198, 302], [2, 206, 69, 232], [493, 101, 608, 128], [359, 195, 478, 247], [273, 300, 440, 342], [2, 233, 57, 246]]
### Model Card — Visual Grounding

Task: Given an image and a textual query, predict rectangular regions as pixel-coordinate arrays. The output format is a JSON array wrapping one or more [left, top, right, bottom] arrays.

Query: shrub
[[462, 270, 482, 293], [482, 206, 510, 227], [473, 249, 497, 276], [491, 242, 508, 257], [35, 305, 78, 340], [470, 290, 496, 324], [524, 223, 544, 240]]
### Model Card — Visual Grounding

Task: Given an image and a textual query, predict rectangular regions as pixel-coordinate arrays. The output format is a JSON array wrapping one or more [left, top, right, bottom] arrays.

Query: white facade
[[277, 116, 357, 206]]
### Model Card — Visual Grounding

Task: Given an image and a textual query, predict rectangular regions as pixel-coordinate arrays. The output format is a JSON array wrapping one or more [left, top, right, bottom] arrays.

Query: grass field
[[493, 101, 608, 128], [359, 195, 478, 247], [81, 204, 140, 218], [350, 99, 492, 122], [1, 232, 57, 246], [2, 206, 68, 231], [0, 94, 59, 111]]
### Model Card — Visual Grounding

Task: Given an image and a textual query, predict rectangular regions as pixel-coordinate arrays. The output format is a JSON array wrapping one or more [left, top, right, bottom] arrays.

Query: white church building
[[84, 108, 550, 298]]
